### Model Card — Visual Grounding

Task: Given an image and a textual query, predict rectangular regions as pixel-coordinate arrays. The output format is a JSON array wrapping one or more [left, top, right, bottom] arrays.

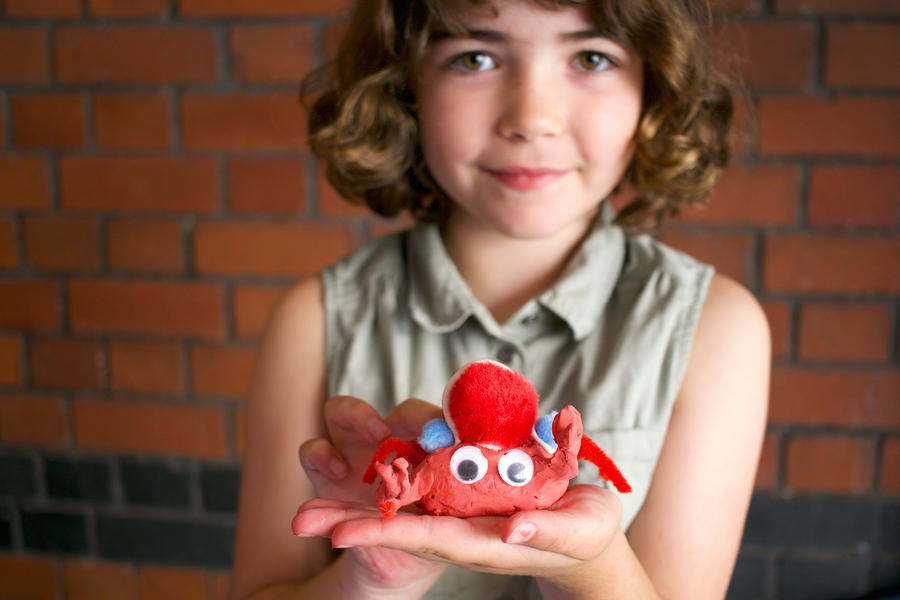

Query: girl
[[230, 0, 770, 598]]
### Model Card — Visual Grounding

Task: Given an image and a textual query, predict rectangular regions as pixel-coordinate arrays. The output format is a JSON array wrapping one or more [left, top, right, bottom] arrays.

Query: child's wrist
[[537, 527, 631, 600], [338, 549, 445, 600]]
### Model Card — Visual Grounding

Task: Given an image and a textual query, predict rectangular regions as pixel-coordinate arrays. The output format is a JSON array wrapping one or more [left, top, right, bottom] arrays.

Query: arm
[[229, 275, 333, 599], [622, 273, 770, 599], [230, 276, 445, 600]]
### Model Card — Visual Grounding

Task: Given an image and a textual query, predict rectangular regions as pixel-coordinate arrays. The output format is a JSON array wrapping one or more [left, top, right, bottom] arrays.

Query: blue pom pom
[[534, 412, 558, 451], [418, 418, 455, 453]]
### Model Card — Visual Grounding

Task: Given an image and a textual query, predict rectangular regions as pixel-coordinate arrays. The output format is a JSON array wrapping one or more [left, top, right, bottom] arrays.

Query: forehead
[[434, 0, 596, 30]]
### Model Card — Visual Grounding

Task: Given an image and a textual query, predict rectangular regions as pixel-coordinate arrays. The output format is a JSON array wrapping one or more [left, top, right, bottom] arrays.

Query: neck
[[441, 210, 595, 324]]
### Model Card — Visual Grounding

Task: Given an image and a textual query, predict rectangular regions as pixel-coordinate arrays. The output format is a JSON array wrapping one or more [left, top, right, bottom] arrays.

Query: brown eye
[[576, 51, 611, 72], [454, 51, 495, 72]]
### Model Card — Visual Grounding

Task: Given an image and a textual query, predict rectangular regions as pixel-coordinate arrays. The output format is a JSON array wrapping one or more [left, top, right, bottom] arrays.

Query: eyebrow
[[430, 28, 611, 44]]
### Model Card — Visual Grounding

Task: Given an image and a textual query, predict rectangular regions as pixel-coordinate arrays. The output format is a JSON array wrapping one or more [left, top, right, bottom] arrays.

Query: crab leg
[[374, 458, 434, 517]]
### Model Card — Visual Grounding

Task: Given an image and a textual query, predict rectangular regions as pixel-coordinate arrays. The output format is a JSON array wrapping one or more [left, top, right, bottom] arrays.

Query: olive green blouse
[[321, 208, 712, 599]]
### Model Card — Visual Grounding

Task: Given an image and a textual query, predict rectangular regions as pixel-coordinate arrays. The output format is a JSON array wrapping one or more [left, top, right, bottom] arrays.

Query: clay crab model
[[362, 360, 631, 518]]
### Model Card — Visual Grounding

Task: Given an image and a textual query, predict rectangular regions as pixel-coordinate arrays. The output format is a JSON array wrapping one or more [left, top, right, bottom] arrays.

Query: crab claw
[[375, 457, 413, 501], [547, 406, 581, 479], [552, 406, 583, 455]]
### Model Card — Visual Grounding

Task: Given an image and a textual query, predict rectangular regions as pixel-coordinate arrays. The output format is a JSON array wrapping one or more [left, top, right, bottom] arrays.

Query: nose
[[496, 71, 564, 141]]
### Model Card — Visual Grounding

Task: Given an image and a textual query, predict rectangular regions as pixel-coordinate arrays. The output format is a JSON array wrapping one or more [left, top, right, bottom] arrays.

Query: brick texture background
[[0, 1, 897, 599]]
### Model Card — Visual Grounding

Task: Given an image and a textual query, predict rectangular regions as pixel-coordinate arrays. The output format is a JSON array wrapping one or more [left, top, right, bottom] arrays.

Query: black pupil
[[507, 462, 527, 483], [457, 459, 479, 481]]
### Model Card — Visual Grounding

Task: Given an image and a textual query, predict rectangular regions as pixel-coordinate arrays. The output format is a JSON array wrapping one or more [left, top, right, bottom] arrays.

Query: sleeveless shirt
[[321, 210, 713, 599]]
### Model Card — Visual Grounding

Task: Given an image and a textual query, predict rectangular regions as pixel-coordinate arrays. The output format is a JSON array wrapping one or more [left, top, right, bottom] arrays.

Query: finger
[[299, 437, 348, 481], [330, 514, 578, 574], [501, 485, 622, 560], [291, 498, 383, 537], [385, 398, 443, 440], [324, 395, 392, 448]]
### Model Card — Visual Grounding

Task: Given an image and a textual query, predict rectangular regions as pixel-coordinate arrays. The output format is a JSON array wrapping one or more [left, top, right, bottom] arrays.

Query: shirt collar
[[406, 202, 626, 341]]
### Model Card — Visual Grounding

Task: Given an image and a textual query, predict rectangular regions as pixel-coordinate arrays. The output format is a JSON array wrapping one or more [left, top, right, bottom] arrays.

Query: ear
[[418, 418, 455, 453]]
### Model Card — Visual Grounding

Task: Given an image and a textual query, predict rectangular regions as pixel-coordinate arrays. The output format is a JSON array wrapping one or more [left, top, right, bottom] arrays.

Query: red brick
[[0, 555, 58, 600], [64, 559, 136, 600], [785, 434, 873, 493], [677, 165, 799, 225], [323, 22, 348, 63], [12, 93, 85, 149], [61, 157, 218, 213], [234, 405, 246, 457], [5, 0, 80, 18], [0, 217, 17, 269], [0, 335, 23, 385], [138, 566, 211, 600], [109, 341, 183, 395], [194, 222, 354, 276], [755, 432, 778, 490], [178, 0, 350, 17], [212, 572, 231, 600], [808, 166, 899, 228], [769, 367, 899, 427], [30, 338, 104, 389], [658, 230, 754, 286], [714, 21, 815, 88], [24, 216, 100, 271], [230, 24, 314, 83], [760, 300, 792, 361], [0, 156, 52, 208], [233, 284, 286, 338], [73, 398, 227, 458], [191, 344, 256, 398], [0, 28, 49, 83], [319, 164, 375, 218], [181, 94, 307, 150], [56, 26, 218, 84], [0, 393, 68, 446], [826, 24, 900, 88], [881, 437, 900, 494], [228, 159, 305, 215], [0, 279, 60, 331], [69, 280, 225, 339], [88, 0, 168, 17], [798, 303, 891, 363], [94, 94, 171, 150], [763, 234, 900, 294], [775, 0, 900, 14], [107, 219, 184, 273], [758, 96, 900, 157]]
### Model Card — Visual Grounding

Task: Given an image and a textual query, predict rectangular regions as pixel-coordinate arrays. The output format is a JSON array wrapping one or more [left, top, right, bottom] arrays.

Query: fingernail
[[505, 523, 536, 544], [367, 418, 391, 443], [329, 458, 348, 479]]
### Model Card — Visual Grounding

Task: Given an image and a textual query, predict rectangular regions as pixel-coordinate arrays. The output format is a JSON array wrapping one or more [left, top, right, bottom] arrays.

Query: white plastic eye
[[449, 446, 488, 484], [498, 449, 534, 487]]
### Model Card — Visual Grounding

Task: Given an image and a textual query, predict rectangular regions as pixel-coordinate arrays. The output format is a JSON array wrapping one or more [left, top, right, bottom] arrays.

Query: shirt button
[[521, 313, 539, 325], [496, 345, 516, 365]]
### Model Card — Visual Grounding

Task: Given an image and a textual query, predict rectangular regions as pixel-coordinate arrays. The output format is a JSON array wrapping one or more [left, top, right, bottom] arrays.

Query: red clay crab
[[362, 360, 631, 518]]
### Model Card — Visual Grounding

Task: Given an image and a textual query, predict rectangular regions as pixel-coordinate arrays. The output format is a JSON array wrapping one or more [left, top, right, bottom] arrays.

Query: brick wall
[[0, 1, 897, 599]]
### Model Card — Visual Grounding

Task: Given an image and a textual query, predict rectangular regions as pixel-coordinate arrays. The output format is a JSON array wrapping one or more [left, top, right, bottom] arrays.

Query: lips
[[482, 166, 570, 191]]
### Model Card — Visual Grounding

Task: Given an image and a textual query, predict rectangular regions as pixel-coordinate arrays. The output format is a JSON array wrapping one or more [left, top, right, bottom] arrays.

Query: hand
[[297, 396, 446, 591], [292, 484, 624, 588]]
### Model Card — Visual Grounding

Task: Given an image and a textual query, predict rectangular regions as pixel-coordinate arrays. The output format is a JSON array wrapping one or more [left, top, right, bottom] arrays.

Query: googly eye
[[498, 449, 534, 487], [449, 446, 488, 484]]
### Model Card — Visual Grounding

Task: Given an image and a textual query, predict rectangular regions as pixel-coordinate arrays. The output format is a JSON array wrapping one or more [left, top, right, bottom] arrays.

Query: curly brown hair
[[303, 0, 733, 230]]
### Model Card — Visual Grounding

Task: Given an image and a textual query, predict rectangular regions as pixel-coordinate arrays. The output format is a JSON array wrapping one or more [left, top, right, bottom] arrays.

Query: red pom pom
[[444, 361, 539, 449]]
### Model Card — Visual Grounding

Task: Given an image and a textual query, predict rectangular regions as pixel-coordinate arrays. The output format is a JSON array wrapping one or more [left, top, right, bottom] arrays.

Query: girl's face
[[416, 0, 643, 242]]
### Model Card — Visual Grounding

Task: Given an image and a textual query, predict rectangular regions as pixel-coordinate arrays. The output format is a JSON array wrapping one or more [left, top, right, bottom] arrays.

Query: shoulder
[[323, 228, 408, 300], [693, 274, 770, 364]]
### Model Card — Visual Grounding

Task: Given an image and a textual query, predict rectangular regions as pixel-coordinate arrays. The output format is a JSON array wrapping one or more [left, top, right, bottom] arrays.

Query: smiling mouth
[[481, 167, 570, 191]]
